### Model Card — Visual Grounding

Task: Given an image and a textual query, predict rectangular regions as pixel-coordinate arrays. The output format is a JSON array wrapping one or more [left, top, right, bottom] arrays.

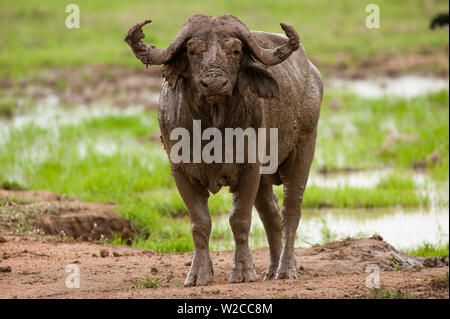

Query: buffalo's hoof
[[263, 264, 278, 280], [184, 251, 214, 287], [230, 258, 258, 283], [275, 261, 298, 279], [275, 269, 298, 279]]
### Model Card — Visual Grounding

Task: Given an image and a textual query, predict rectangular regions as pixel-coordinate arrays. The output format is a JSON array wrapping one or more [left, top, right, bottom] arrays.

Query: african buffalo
[[125, 14, 323, 286]]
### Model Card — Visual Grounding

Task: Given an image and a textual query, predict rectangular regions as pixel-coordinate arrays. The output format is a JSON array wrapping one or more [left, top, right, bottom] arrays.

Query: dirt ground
[[0, 190, 449, 298], [0, 189, 449, 299], [0, 189, 138, 242], [0, 235, 448, 299]]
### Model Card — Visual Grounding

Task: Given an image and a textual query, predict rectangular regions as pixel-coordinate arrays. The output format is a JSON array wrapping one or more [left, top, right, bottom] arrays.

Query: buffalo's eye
[[188, 49, 198, 56], [232, 49, 241, 56], [223, 37, 243, 58], [186, 42, 205, 57]]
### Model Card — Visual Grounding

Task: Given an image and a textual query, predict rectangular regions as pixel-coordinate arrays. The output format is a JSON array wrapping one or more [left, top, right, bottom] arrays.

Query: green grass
[[131, 277, 162, 289], [316, 90, 449, 181], [318, 216, 337, 243], [402, 242, 449, 257], [390, 259, 400, 271], [0, 0, 448, 77], [0, 180, 27, 191], [300, 184, 429, 209], [433, 272, 449, 283], [137, 173, 429, 218], [0, 99, 15, 118], [0, 196, 31, 206], [362, 288, 414, 299]]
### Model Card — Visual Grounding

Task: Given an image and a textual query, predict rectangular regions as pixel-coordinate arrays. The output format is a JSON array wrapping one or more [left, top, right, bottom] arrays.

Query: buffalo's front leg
[[254, 178, 282, 280], [172, 170, 213, 287], [229, 167, 261, 283]]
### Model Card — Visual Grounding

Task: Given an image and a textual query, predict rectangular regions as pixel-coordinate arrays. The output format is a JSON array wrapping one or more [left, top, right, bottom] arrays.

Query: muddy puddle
[[325, 75, 449, 98], [212, 169, 449, 252], [307, 168, 429, 188], [3, 101, 146, 130], [296, 206, 448, 249], [211, 205, 449, 252]]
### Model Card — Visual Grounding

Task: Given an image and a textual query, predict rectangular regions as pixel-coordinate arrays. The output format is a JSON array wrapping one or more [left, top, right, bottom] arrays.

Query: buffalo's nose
[[200, 77, 228, 92]]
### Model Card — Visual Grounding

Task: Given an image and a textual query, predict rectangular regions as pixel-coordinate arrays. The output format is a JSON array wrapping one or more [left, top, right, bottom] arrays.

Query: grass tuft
[[402, 242, 449, 258], [132, 277, 162, 289], [362, 288, 414, 299]]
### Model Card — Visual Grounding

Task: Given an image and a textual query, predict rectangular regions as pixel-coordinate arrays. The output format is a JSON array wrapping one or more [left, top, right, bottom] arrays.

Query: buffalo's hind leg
[[172, 170, 214, 287], [276, 129, 317, 279], [254, 178, 282, 280]]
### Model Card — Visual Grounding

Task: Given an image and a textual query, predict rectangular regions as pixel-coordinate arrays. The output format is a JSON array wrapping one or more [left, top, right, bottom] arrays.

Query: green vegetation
[[402, 242, 449, 257], [126, 175, 429, 219], [1, 0, 448, 77], [362, 288, 414, 299], [319, 216, 336, 243], [390, 259, 400, 271], [317, 90, 449, 181], [132, 277, 162, 289], [0, 180, 27, 191], [0, 196, 31, 206], [434, 272, 449, 282], [0, 98, 15, 118], [297, 182, 429, 209]]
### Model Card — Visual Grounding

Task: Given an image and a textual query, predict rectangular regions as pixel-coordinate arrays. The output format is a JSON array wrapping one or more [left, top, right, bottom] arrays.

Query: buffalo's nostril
[[221, 79, 228, 87], [201, 79, 208, 88]]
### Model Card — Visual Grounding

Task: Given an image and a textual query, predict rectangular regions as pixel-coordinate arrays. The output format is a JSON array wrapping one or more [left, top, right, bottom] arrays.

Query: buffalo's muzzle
[[200, 76, 229, 95]]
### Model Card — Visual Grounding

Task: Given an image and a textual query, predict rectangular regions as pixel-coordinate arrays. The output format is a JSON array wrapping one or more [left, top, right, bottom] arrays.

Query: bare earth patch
[[0, 189, 138, 241], [0, 65, 162, 110], [314, 49, 449, 79], [0, 235, 447, 299]]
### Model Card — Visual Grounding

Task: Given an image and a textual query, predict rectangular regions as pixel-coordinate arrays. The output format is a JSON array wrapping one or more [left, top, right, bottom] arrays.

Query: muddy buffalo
[[125, 14, 323, 286]]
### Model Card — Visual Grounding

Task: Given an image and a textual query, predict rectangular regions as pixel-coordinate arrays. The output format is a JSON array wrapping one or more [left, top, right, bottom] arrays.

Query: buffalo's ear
[[162, 52, 188, 87], [239, 62, 279, 98]]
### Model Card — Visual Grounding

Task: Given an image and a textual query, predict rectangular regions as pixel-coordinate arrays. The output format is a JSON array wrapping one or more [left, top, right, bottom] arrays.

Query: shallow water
[[211, 205, 449, 251], [296, 206, 449, 250], [325, 75, 449, 98], [307, 168, 428, 188], [0, 101, 147, 146], [212, 169, 449, 251]]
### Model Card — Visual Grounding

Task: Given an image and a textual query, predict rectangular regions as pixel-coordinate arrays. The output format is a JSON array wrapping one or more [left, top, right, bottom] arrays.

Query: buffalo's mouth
[[205, 95, 227, 105]]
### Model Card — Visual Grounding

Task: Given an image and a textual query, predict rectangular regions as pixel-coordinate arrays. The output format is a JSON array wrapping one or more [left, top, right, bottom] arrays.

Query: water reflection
[[325, 75, 449, 99], [211, 206, 449, 251], [296, 206, 449, 250]]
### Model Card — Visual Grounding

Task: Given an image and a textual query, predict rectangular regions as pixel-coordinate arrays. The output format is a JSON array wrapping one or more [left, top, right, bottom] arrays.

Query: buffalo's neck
[[182, 85, 261, 130]]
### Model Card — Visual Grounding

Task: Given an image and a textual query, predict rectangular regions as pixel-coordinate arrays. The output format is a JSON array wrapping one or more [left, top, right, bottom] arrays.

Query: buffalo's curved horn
[[124, 19, 191, 66], [236, 22, 300, 66]]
